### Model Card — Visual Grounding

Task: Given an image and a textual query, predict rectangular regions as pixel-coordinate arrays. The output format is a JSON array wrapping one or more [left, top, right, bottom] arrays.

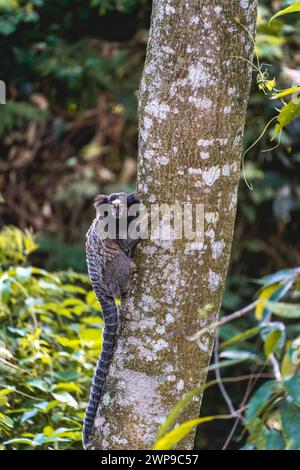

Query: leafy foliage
[[0, 227, 102, 449], [153, 268, 300, 450], [269, 1, 300, 24], [1, 0, 300, 451], [0, 101, 48, 136]]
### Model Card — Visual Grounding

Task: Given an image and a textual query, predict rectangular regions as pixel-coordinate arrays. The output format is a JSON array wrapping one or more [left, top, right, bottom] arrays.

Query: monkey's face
[[94, 192, 140, 220], [107, 193, 127, 219]]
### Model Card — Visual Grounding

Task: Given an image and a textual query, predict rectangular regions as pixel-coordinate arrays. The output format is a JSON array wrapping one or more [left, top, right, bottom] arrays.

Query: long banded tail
[[82, 295, 118, 449]]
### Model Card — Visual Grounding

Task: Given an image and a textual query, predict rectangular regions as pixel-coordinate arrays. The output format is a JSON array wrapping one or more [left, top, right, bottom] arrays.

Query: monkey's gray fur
[[82, 192, 140, 449]]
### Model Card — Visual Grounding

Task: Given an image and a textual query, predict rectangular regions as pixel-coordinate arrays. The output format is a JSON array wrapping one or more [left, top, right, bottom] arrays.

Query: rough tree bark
[[89, 0, 257, 450]]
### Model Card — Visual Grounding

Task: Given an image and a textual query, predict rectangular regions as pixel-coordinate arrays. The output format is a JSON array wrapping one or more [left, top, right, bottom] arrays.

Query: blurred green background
[[1, 0, 300, 450]]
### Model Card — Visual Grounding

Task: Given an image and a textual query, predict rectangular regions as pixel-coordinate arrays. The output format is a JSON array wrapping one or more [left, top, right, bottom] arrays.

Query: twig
[[269, 354, 282, 383], [222, 339, 265, 450], [187, 300, 258, 342], [214, 334, 239, 418]]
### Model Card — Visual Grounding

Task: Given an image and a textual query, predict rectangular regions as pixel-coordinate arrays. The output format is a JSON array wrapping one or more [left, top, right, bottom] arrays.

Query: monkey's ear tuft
[[127, 192, 141, 205], [93, 194, 107, 210]]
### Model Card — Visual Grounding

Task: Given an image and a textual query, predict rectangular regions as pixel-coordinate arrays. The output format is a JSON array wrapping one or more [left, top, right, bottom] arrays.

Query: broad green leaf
[[63, 284, 86, 294], [43, 425, 54, 437], [280, 398, 300, 449], [62, 298, 85, 308], [21, 410, 38, 423], [30, 267, 59, 282], [0, 387, 15, 397], [255, 284, 280, 319], [55, 369, 80, 382], [271, 86, 300, 100], [0, 347, 12, 359], [26, 380, 48, 392], [264, 428, 285, 450], [34, 400, 58, 413], [15, 266, 32, 282], [153, 416, 218, 450], [270, 2, 300, 24], [79, 328, 100, 345], [156, 385, 205, 440], [220, 326, 261, 348], [0, 412, 14, 429], [264, 329, 281, 358], [51, 391, 78, 409], [208, 357, 255, 372], [0, 278, 11, 304], [265, 301, 300, 318], [81, 316, 103, 327], [250, 422, 268, 450], [246, 380, 278, 422], [56, 336, 81, 349], [86, 290, 100, 310], [273, 100, 300, 137], [219, 350, 258, 361], [256, 268, 300, 287], [53, 382, 81, 393], [241, 444, 256, 450], [284, 374, 300, 407], [281, 349, 297, 378], [3, 438, 36, 446]]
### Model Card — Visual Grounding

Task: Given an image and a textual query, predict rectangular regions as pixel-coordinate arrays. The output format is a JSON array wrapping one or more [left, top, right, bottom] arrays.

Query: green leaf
[[79, 328, 101, 345], [0, 412, 14, 429], [55, 369, 80, 382], [265, 428, 285, 450], [220, 327, 261, 348], [86, 290, 100, 310], [3, 438, 36, 446], [246, 381, 278, 422], [0, 278, 11, 304], [265, 301, 300, 319], [264, 329, 282, 358], [270, 2, 300, 24], [153, 416, 219, 450], [51, 391, 78, 409], [271, 86, 300, 100], [21, 410, 38, 423], [15, 266, 32, 282], [273, 100, 300, 137], [156, 385, 204, 440], [0, 387, 15, 397], [280, 398, 300, 449], [56, 336, 81, 348], [219, 350, 258, 362], [26, 380, 48, 392], [255, 284, 280, 320], [281, 349, 297, 378], [256, 269, 300, 287], [43, 425, 54, 437], [284, 374, 300, 407], [53, 382, 81, 393], [34, 400, 58, 413]]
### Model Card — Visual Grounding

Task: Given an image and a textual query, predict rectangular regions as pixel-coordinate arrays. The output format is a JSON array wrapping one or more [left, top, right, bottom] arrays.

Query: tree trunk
[[90, 0, 257, 450]]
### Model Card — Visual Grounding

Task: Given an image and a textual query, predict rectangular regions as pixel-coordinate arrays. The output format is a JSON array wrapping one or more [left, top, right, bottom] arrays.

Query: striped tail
[[82, 295, 118, 449]]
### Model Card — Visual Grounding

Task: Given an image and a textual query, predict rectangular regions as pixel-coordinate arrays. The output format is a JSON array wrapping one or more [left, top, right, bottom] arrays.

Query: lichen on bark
[[89, 0, 257, 450]]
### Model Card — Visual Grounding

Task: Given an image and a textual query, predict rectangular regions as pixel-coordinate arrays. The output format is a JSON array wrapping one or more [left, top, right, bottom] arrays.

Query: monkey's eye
[[103, 210, 108, 217]]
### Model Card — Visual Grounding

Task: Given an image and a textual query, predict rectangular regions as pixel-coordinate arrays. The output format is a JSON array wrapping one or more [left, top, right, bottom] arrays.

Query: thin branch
[[214, 334, 239, 418], [188, 300, 258, 342], [269, 354, 282, 383], [222, 339, 265, 450]]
